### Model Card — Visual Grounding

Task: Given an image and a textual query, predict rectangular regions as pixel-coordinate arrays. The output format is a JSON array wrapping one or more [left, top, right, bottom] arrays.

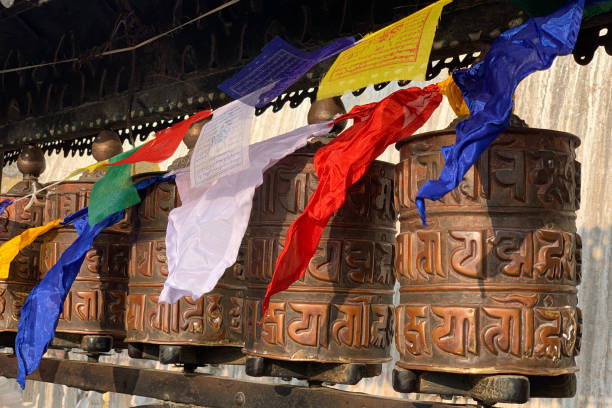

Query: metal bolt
[[234, 391, 245, 406]]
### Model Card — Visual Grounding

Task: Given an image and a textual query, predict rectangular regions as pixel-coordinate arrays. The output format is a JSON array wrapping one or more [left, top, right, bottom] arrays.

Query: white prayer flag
[[190, 99, 253, 187], [159, 121, 333, 304]]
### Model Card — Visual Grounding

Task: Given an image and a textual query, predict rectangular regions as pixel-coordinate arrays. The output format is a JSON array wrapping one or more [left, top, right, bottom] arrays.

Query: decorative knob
[[307, 96, 347, 133], [92, 130, 123, 162], [8, 144, 45, 195], [183, 116, 212, 150], [17, 144, 45, 179]]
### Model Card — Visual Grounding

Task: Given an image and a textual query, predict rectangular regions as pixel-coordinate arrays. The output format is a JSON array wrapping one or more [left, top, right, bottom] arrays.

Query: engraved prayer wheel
[[125, 174, 247, 367], [243, 143, 397, 385], [126, 115, 246, 368], [392, 124, 582, 403], [40, 131, 131, 353], [0, 146, 46, 347]]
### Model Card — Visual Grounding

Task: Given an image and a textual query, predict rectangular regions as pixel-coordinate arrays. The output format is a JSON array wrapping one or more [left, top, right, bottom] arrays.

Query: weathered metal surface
[[0, 193, 44, 337], [393, 127, 581, 378], [0, 353, 473, 408], [244, 144, 397, 372], [40, 181, 131, 346], [125, 176, 247, 354]]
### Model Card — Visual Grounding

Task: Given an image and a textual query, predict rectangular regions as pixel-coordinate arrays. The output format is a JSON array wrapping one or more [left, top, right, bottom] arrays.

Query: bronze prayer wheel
[[243, 143, 397, 384], [40, 179, 132, 352], [0, 146, 46, 346], [392, 125, 581, 402], [39, 131, 131, 353], [125, 174, 247, 367]]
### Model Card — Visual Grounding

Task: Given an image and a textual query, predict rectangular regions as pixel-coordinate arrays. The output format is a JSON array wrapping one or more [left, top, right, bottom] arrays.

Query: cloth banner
[[108, 110, 212, 167], [317, 0, 451, 100], [15, 209, 124, 388], [88, 147, 141, 226], [219, 36, 354, 107], [415, 0, 584, 225], [0, 199, 13, 217], [262, 85, 442, 316], [159, 121, 333, 304], [438, 76, 469, 116], [190, 100, 253, 187], [66, 161, 109, 179], [0, 218, 62, 279]]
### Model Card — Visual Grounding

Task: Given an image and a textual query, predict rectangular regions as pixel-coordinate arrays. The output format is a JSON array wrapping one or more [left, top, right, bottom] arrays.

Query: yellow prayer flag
[[67, 160, 109, 179], [438, 76, 470, 117], [317, 0, 451, 100], [0, 219, 62, 279]]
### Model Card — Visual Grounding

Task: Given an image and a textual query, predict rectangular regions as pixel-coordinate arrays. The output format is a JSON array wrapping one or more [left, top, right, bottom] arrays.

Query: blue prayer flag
[[15, 174, 172, 388], [415, 0, 585, 224], [218, 36, 355, 108], [0, 199, 13, 217], [15, 208, 123, 388]]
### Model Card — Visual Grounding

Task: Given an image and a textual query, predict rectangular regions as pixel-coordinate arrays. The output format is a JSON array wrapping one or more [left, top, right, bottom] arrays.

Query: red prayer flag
[[108, 109, 212, 167], [262, 85, 442, 317]]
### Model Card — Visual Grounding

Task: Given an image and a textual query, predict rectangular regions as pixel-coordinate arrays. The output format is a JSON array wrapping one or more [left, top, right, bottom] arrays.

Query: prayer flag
[[0, 218, 62, 279], [190, 100, 253, 187], [218, 36, 355, 107], [88, 147, 140, 226], [0, 199, 13, 217], [15, 209, 124, 388], [317, 0, 451, 100], [415, 0, 584, 225], [108, 110, 212, 167], [159, 121, 333, 304], [438, 76, 469, 117], [66, 161, 108, 179], [262, 85, 442, 316]]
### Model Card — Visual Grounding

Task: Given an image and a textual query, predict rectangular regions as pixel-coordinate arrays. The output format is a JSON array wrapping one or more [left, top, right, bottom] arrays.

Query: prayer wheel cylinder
[[125, 174, 247, 365], [243, 142, 397, 382], [40, 131, 131, 351], [40, 180, 132, 350], [393, 126, 581, 393], [0, 146, 46, 345]]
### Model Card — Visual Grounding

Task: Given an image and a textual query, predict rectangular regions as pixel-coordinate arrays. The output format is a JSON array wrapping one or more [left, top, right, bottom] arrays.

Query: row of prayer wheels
[[0, 100, 581, 404]]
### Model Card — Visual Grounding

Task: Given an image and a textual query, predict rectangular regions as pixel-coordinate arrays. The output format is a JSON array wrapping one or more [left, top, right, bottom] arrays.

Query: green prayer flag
[[88, 147, 141, 226]]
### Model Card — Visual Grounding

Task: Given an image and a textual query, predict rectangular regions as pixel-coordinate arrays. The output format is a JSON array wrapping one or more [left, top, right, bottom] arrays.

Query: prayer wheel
[[0, 146, 46, 347], [40, 131, 131, 353], [392, 121, 581, 404], [125, 117, 247, 369], [243, 98, 397, 385]]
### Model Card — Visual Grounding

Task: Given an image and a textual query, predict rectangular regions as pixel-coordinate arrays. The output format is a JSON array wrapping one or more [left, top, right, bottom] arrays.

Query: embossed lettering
[[287, 303, 329, 347], [397, 305, 430, 356], [495, 231, 533, 278], [181, 297, 204, 333], [229, 296, 244, 335], [74, 290, 102, 321], [261, 302, 286, 346], [332, 297, 371, 348], [395, 233, 414, 280], [449, 231, 484, 279], [492, 149, 526, 202], [415, 231, 445, 279], [126, 294, 145, 330], [432, 306, 478, 356], [344, 240, 374, 284], [307, 240, 341, 283]]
